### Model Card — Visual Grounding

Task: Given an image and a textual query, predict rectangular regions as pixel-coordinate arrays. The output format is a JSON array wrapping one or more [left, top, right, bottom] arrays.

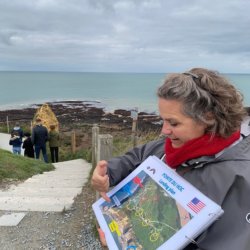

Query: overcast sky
[[0, 0, 250, 73]]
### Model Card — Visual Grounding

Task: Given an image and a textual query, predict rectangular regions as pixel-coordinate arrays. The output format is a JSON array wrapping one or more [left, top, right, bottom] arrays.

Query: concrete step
[[0, 187, 82, 197], [0, 196, 74, 212], [0, 159, 92, 212], [15, 182, 84, 188]]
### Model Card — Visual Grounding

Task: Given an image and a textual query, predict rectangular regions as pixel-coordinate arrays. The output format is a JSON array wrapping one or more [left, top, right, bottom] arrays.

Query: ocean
[[0, 71, 250, 113]]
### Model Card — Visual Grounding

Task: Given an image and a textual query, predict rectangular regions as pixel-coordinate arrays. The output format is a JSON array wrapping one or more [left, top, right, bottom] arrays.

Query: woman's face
[[158, 98, 207, 148]]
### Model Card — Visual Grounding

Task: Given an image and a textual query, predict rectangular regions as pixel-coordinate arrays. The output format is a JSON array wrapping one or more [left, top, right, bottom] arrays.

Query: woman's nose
[[161, 123, 172, 135]]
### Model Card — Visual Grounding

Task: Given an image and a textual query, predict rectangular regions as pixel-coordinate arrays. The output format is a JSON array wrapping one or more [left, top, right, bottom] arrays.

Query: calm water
[[0, 71, 250, 113]]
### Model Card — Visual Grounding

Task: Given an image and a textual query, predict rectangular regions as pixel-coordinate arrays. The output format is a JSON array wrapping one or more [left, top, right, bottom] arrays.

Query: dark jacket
[[22, 137, 34, 158], [9, 135, 22, 147], [31, 125, 48, 146], [107, 136, 250, 250]]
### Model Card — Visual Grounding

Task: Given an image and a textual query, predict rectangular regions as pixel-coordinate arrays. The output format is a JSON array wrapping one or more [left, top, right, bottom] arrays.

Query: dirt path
[[0, 183, 104, 250]]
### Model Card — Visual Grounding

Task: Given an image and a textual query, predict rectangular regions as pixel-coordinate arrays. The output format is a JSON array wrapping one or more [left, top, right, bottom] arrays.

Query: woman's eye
[[170, 123, 178, 127]]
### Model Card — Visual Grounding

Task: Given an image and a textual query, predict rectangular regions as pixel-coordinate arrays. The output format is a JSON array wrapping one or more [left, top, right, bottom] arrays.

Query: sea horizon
[[0, 71, 250, 113]]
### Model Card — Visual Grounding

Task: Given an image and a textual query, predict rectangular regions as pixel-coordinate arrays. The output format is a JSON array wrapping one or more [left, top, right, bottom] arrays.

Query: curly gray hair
[[157, 68, 247, 137]]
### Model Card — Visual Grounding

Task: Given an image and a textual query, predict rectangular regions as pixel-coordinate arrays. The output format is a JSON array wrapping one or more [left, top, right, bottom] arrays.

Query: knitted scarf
[[165, 131, 240, 168]]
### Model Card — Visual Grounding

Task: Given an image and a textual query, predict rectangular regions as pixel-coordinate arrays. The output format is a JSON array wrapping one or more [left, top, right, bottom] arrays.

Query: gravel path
[[0, 183, 104, 250]]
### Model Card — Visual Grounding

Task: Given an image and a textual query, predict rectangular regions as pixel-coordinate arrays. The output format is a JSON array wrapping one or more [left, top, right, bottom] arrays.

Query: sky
[[0, 0, 250, 73]]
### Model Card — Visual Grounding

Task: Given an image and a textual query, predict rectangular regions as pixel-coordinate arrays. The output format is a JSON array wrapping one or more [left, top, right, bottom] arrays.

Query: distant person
[[31, 118, 49, 163], [48, 124, 60, 163], [22, 132, 35, 158], [11, 122, 24, 140], [9, 130, 22, 155]]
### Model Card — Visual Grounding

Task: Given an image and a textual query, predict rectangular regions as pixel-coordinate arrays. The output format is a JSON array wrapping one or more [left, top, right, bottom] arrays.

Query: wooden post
[[132, 119, 138, 147], [131, 108, 138, 147], [71, 130, 76, 154], [92, 124, 99, 170], [97, 134, 113, 163], [6, 116, 9, 133]]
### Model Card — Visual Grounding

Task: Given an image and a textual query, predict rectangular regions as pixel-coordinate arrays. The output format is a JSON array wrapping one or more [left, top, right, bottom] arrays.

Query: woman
[[91, 68, 250, 249]]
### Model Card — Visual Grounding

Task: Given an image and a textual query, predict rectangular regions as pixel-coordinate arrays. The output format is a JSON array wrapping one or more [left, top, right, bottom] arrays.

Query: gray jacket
[[107, 135, 250, 250]]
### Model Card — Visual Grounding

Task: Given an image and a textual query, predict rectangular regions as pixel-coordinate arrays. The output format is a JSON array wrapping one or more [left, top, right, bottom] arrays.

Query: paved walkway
[[0, 133, 92, 212], [0, 132, 14, 153], [0, 159, 91, 212]]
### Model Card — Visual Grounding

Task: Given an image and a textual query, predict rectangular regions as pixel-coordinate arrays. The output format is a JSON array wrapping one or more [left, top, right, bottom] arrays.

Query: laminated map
[[92, 156, 224, 250]]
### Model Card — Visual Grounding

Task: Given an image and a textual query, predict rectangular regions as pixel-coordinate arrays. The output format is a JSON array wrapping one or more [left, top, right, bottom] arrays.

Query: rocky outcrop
[[33, 103, 59, 130], [0, 101, 162, 132]]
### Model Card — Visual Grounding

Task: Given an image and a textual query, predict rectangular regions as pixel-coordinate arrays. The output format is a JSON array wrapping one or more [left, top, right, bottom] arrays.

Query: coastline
[[1, 101, 249, 133], [0, 100, 162, 132]]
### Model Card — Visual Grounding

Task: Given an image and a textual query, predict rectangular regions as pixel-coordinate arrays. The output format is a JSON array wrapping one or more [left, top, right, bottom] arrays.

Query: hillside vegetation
[[0, 149, 54, 182]]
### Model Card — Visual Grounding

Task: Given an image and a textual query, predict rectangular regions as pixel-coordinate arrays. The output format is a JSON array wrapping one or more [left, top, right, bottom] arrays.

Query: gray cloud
[[0, 0, 250, 72]]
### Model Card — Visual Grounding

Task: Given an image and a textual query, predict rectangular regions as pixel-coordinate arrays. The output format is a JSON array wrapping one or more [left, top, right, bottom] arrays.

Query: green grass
[[112, 130, 161, 157], [59, 147, 92, 162], [0, 149, 55, 182]]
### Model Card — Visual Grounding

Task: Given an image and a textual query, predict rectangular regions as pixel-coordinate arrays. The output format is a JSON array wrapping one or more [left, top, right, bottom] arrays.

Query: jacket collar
[[178, 135, 250, 170]]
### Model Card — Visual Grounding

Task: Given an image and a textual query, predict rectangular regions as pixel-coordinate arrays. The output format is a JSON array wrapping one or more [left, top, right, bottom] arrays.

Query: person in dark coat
[[22, 132, 34, 158], [11, 122, 24, 141], [48, 124, 60, 163], [9, 130, 22, 155], [31, 118, 48, 163]]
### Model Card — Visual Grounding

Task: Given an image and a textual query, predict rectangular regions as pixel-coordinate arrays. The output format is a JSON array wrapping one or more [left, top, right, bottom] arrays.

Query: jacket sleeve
[[107, 137, 165, 186]]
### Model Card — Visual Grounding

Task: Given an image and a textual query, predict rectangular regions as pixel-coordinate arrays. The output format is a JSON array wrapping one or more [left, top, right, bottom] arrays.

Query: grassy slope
[[0, 149, 54, 181]]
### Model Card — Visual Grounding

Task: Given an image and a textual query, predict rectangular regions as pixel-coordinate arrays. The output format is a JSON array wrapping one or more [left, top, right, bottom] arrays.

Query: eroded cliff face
[[33, 103, 59, 131]]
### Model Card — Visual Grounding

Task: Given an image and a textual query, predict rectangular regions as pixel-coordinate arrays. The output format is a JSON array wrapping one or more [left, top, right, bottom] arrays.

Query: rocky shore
[[0, 101, 162, 132]]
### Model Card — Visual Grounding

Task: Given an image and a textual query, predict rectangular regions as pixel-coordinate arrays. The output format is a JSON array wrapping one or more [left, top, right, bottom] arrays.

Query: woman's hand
[[97, 227, 107, 247], [91, 160, 111, 202]]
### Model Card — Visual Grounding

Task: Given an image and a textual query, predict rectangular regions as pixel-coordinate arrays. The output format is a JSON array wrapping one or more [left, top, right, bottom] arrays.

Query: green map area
[[101, 172, 192, 250]]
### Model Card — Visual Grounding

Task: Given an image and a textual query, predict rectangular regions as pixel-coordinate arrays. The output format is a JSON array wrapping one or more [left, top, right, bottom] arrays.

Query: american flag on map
[[187, 197, 206, 213]]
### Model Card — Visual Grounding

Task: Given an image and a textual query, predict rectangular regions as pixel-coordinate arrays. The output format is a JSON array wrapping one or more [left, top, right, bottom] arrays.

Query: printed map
[[99, 170, 192, 250]]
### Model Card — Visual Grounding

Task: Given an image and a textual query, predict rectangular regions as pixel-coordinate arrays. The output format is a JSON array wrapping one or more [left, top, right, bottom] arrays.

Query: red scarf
[[165, 131, 240, 168]]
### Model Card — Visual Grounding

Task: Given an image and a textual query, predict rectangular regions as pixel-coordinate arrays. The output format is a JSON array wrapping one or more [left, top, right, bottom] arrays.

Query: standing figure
[[22, 132, 35, 158], [31, 118, 49, 163], [9, 131, 22, 155], [48, 124, 60, 163], [11, 122, 24, 141]]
